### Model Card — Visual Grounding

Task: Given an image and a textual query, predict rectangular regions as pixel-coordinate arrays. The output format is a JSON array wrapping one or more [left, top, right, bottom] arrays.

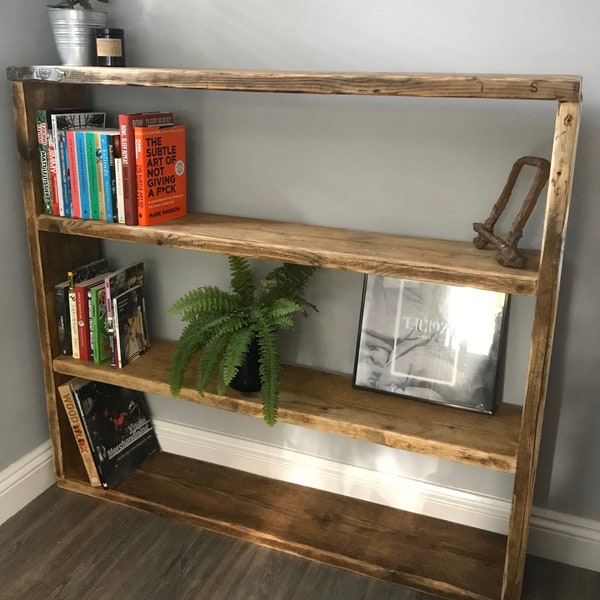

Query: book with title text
[[118, 111, 173, 225], [65, 378, 160, 489], [134, 123, 187, 226]]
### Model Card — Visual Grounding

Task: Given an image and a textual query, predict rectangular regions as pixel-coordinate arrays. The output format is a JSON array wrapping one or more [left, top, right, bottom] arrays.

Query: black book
[[54, 280, 72, 355], [68, 378, 161, 489]]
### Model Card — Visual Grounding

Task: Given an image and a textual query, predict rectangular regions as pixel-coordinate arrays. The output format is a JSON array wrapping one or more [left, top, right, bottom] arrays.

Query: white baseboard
[[0, 441, 54, 527], [154, 419, 600, 573], [2, 426, 598, 573]]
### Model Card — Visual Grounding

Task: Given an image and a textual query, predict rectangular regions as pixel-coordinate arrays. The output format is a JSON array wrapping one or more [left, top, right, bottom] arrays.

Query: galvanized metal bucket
[[47, 8, 108, 66]]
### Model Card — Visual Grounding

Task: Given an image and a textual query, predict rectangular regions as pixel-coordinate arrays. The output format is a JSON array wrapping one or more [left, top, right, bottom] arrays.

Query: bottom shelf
[[58, 452, 506, 600]]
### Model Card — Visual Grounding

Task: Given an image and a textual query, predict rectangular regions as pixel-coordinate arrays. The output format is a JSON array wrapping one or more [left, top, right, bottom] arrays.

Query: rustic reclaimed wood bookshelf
[[7, 66, 581, 600]]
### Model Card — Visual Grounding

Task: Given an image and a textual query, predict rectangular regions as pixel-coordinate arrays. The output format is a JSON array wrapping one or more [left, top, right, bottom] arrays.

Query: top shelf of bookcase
[[6, 66, 582, 101]]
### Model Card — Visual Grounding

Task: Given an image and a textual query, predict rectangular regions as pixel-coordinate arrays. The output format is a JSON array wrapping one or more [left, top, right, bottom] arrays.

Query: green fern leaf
[[168, 286, 238, 321], [169, 323, 209, 396], [195, 334, 229, 395], [256, 321, 282, 426], [217, 326, 256, 395], [228, 255, 255, 305]]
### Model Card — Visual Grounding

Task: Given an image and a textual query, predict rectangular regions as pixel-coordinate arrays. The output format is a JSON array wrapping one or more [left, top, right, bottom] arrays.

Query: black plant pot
[[230, 339, 261, 393]]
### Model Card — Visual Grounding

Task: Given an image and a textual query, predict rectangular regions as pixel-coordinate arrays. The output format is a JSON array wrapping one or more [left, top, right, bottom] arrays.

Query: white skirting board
[[2, 424, 599, 573]]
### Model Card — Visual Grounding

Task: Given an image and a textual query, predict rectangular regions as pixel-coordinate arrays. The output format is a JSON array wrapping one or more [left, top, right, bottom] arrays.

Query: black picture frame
[[353, 275, 509, 414]]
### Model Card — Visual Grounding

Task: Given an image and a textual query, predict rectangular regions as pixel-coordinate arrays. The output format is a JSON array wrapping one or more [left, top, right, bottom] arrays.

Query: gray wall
[[0, 3, 54, 470], [1, 0, 598, 525]]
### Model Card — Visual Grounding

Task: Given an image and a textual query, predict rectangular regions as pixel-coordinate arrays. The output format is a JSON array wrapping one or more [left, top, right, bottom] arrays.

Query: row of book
[[56, 258, 150, 369], [58, 377, 160, 489], [36, 108, 187, 226]]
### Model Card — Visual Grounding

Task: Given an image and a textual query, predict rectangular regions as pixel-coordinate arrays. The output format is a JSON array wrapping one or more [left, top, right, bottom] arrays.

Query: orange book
[[134, 123, 186, 226]]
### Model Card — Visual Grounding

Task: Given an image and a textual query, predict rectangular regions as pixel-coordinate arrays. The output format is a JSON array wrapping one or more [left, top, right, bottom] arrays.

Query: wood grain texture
[[54, 340, 522, 472], [7, 67, 583, 600], [38, 213, 540, 295], [2, 486, 598, 600], [501, 101, 582, 599], [10, 81, 100, 480], [57, 454, 507, 600], [6, 66, 581, 101]]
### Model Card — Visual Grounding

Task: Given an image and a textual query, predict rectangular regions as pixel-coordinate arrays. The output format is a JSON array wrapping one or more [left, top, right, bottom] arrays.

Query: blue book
[[74, 131, 91, 219], [100, 130, 120, 222], [50, 111, 106, 218]]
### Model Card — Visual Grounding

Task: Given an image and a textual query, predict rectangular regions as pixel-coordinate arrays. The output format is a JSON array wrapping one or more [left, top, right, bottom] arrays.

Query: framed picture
[[353, 275, 509, 414]]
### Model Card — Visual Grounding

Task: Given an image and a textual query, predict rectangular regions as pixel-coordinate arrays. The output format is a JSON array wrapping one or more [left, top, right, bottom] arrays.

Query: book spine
[[48, 130, 60, 216], [85, 132, 100, 219], [100, 133, 114, 222], [89, 286, 110, 365], [68, 289, 80, 359], [75, 131, 91, 219], [75, 284, 92, 361], [55, 130, 71, 217], [58, 383, 102, 487], [114, 157, 125, 224], [54, 281, 72, 356], [112, 296, 122, 368], [36, 110, 53, 214], [95, 133, 106, 221], [66, 130, 81, 218], [119, 112, 174, 226]]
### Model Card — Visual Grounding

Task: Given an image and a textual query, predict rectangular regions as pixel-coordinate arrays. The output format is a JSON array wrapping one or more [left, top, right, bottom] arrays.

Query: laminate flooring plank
[[0, 486, 598, 600]]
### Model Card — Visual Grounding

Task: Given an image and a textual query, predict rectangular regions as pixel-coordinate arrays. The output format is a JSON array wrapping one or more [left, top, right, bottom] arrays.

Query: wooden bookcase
[[7, 66, 581, 600]]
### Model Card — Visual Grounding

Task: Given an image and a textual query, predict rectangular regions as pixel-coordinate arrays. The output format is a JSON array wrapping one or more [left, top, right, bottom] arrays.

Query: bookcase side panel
[[502, 99, 581, 600], [11, 81, 101, 479]]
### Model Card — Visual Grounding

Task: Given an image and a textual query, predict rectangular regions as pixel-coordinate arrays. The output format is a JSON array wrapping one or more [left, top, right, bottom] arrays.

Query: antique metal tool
[[473, 155, 551, 268]]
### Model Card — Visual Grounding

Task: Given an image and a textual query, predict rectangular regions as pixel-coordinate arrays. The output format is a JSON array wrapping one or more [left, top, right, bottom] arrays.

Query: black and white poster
[[353, 275, 508, 414]]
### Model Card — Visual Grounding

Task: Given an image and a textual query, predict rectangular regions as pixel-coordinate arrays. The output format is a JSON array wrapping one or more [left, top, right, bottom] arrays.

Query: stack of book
[[55, 258, 150, 369], [58, 378, 161, 489], [36, 109, 186, 226]]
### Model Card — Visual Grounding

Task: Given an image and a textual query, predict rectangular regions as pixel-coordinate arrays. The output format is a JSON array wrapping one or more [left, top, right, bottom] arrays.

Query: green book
[[85, 130, 103, 219], [89, 281, 110, 365]]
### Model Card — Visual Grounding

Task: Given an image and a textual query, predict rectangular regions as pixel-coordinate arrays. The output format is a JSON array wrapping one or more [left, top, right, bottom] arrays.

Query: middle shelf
[[54, 340, 522, 473], [38, 212, 540, 295]]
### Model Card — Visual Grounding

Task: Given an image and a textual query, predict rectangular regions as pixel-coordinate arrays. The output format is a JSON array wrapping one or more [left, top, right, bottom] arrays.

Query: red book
[[74, 272, 109, 361], [48, 130, 60, 215], [118, 111, 173, 225], [134, 123, 187, 226], [66, 129, 81, 218]]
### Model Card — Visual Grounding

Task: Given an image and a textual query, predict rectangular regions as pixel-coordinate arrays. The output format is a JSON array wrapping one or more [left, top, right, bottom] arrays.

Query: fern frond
[[217, 326, 256, 395], [168, 286, 238, 321], [256, 321, 282, 426], [169, 323, 209, 396], [195, 334, 229, 395], [228, 255, 255, 305]]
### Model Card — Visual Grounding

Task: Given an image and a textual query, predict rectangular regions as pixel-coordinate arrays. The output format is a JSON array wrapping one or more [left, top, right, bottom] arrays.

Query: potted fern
[[169, 256, 318, 426], [47, 1, 109, 66]]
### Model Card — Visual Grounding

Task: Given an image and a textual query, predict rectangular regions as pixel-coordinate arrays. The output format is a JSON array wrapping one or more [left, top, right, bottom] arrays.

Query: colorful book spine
[[74, 130, 91, 219], [48, 129, 60, 216], [54, 280, 72, 356], [57, 381, 102, 487], [89, 282, 110, 365], [95, 133, 106, 221], [85, 131, 101, 219], [35, 109, 53, 214], [114, 156, 125, 224], [74, 272, 108, 362], [134, 124, 187, 226], [66, 130, 81, 218], [119, 112, 173, 225], [99, 130, 120, 223]]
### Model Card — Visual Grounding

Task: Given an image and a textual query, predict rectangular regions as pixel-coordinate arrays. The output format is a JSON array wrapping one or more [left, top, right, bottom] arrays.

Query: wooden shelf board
[[54, 340, 521, 472], [7, 65, 581, 102], [57, 452, 506, 600], [39, 213, 539, 295]]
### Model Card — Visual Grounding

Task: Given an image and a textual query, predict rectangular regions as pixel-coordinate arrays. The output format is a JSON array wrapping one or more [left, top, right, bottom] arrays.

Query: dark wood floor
[[0, 486, 598, 600]]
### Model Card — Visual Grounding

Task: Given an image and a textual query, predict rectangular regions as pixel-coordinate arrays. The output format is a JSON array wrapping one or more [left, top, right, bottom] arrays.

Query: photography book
[[67, 378, 160, 489]]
